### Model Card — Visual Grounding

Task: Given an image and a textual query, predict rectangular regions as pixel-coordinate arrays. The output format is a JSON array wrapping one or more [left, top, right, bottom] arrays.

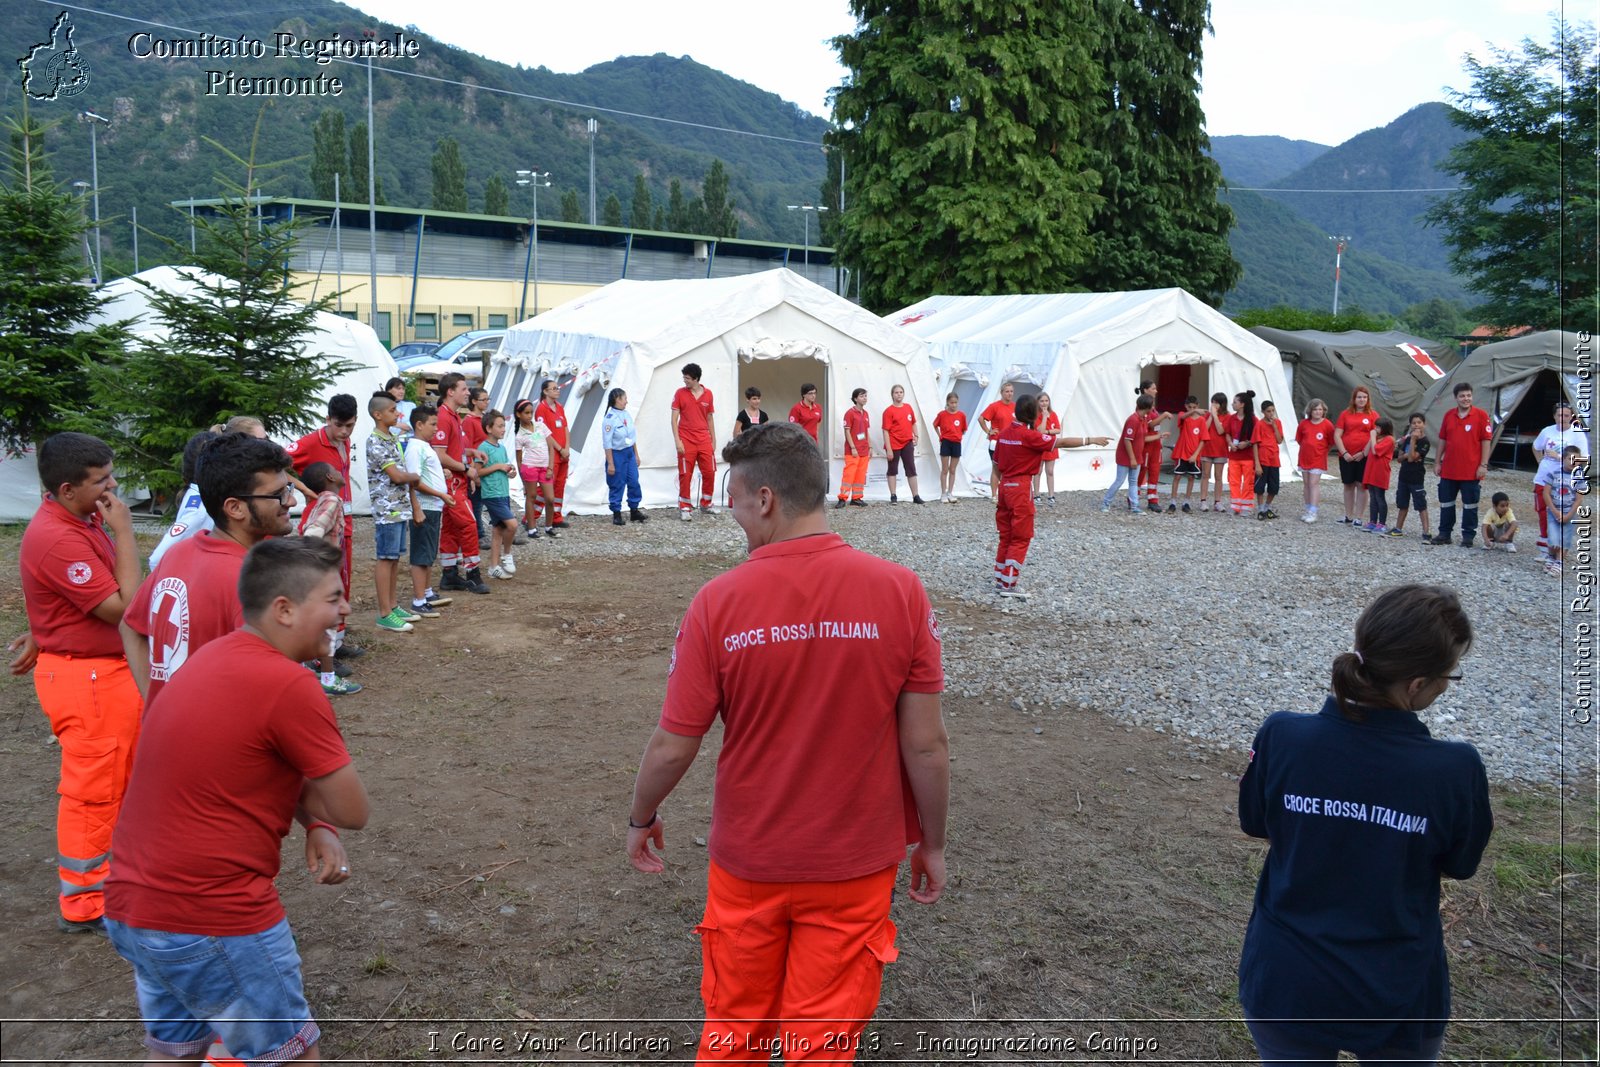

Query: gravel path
[[465, 469, 1595, 788]]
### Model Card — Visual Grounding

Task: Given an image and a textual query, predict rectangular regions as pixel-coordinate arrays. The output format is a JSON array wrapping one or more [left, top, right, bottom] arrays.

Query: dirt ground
[[0, 527, 1593, 1064]]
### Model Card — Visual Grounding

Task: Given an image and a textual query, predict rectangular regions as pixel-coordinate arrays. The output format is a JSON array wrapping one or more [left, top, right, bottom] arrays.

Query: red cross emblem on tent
[[896, 313, 929, 326], [1090, 458, 1102, 470]]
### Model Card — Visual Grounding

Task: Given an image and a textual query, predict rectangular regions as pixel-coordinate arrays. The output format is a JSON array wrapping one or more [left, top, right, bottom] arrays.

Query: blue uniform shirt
[[603, 407, 637, 451], [1238, 696, 1492, 1054]]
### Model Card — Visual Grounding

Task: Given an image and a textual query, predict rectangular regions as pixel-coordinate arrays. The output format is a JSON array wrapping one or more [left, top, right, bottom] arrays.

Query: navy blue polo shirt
[[1238, 696, 1493, 1053]]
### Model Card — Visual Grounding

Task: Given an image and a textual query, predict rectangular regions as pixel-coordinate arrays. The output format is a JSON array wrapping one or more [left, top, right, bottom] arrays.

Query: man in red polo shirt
[[287, 394, 364, 652], [671, 362, 717, 519], [627, 422, 949, 1063], [535, 378, 574, 528], [121, 435, 294, 707], [13, 432, 143, 932], [432, 373, 489, 594], [1430, 382, 1494, 547]]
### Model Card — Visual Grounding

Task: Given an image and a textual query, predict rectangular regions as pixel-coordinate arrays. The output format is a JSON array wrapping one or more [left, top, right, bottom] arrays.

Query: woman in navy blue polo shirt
[[1238, 584, 1493, 1066]]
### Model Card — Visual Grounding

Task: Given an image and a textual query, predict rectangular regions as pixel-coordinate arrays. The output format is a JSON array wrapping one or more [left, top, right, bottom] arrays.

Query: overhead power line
[[1229, 186, 1462, 193]]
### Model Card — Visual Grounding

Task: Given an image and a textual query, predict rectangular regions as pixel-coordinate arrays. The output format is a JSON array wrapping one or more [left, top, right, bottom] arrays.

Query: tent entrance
[[1491, 369, 1568, 471], [739, 356, 830, 453], [1147, 364, 1210, 415]]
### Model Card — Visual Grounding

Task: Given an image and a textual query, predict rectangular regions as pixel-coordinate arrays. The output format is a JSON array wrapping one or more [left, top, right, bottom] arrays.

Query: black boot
[[465, 568, 492, 594], [440, 566, 468, 591], [612, 511, 626, 526], [629, 508, 650, 523]]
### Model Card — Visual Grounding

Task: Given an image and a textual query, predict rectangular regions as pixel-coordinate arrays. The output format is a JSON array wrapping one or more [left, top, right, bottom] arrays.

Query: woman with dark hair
[[602, 388, 648, 526], [733, 386, 769, 437], [1226, 390, 1258, 516], [1199, 392, 1230, 512], [1238, 584, 1492, 1067]]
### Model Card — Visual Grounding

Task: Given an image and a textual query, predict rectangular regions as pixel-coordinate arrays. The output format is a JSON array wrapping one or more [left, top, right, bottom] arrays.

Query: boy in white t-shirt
[[403, 405, 454, 617]]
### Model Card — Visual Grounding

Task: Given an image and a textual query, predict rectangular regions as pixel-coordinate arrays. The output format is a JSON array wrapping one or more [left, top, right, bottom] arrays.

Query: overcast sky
[[359, 0, 1556, 147]]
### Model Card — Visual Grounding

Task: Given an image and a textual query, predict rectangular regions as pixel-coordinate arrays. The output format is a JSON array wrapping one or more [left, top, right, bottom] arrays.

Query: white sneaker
[[502, 555, 516, 575], [680, 509, 693, 522], [701, 505, 719, 516], [1302, 512, 1316, 523], [488, 565, 511, 580], [1502, 542, 1517, 553]]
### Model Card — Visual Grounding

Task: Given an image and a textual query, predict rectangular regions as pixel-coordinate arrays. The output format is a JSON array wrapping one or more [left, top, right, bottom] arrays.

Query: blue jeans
[[1245, 1017, 1444, 1067], [608, 445, 642, 511], [1102, 464, 1139, 508], [105, 916, 319, 1062], [1436, 478, 1481, 541]]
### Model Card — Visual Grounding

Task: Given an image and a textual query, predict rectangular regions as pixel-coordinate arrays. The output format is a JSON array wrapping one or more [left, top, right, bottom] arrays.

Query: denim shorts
[[373, 520, 407, 560], [483, 495, 515, 525], [104, 916, 319, 1062], [410, 508, 442, 567]]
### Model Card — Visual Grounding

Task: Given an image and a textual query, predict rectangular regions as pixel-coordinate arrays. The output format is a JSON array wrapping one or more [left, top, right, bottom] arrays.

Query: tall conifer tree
[[832, 0, 1103, 312], [431, 138, 468, 212], [309, 110, 346, 201]]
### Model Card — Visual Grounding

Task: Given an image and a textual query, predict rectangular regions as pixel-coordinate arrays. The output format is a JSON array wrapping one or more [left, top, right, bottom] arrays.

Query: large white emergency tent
[[486, 269, 955, 512], [0, 266, 399, 521], [890, 288, 1299, 493]]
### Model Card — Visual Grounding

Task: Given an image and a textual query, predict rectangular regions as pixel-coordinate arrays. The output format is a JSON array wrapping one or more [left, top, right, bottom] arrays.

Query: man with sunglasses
[[122, 435, 295, 708]]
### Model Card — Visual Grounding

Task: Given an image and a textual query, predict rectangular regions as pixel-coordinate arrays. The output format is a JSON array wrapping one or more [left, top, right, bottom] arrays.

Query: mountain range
[[12, 1, 1473, 315]]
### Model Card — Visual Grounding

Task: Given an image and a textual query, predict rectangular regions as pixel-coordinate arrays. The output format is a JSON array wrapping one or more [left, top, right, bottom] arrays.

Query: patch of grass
[[1494, 839, 1600, 896], [362, 948, 393, 975]]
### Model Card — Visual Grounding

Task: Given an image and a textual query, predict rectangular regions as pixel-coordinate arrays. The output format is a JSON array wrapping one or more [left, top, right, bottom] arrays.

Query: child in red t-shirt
[[1251, 401, 1286, 519], [1362, 418, 1396, 533], [1169, 396, 1207, 513], [1032, 392, 1063, 506], [1200, 393, 1230, 512], [1294, 398, 1334, 523], [931, 392, 968, 503]]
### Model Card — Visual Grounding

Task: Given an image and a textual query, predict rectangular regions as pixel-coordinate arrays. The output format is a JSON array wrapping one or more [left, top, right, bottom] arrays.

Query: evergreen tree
[[1080, 0, 1238, 304], [818, 144, 844, 246], [309, 109, 346, 201], [698, 159, 739, 238], [631, 174, 654, 229], [602, 193, 624, 228], [431, 138, 468, 213], [666, 179, 691, 233], [80, 113, 353, 496], [653, 206, 665, 231], [348, 122, 385, 205], [484, 174, 509, 216], [560, 189, 582, 223], [832, 0, 1103, 311], [0, 113, 129, 454], [1426, 22, 1598, 330]]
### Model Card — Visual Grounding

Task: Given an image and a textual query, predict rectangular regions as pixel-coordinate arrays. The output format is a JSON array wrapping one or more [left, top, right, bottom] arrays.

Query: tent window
[[953, 379, 985, 418], [1009, 380, 1041, 407], [568, 383, 606, 450], [1367, 376, 1397, 406]]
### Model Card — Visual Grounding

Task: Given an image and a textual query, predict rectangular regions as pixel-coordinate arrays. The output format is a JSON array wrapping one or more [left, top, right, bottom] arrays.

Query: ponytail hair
[[1331, 584, 1473, 718], [1235, 390, 1257, 441]]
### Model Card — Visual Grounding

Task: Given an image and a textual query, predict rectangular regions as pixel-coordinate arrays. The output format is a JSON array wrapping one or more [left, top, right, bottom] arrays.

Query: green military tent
[[1250, 327, 1461, 419]]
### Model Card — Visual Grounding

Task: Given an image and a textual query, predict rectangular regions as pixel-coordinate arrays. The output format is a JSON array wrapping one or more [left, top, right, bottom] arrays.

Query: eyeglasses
[[238, 487, 297, 505], [1441, 672, 1463, 683]]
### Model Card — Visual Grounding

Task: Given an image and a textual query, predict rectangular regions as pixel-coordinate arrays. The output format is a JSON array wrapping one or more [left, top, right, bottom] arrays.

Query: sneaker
[[1428, 534, 1452, 546], [408, 600, 442, 619], [424, 594, 452, 608], [488, 565, 511, 580], [849, 499, 869, 507], [394, 605, 423, 623], [1147, 503, 1162, 514], [1480, 540, 1494, 550], [1546, 561, 1564, 576], [334, 641, 365, 660], [612, 512, 626, 526], [700, 506, 718, 516], [1181, 503, 1191, 513], [525, 526, 542, 540], [834, 499, 847, 509], [1385, 527, 1405, 538], [1503, 542, 1517, 553], [543, 527, 560, 539], [58, 916, 107, 937], [1033, 494, 1044, 504], [1371, 524, 1388, 534], [1301, 512, 1316, 524], [376, 611, 413, 633], [502, 555, 516, 575], [629, 509, 651, 523], [1166, 503, 1177, 513], [322, 676, 363, 696], [1048, 495, 1057, 507], [330, 659, 354, 679], [1339, 517, 1354, 526], [913, 495, 926, 504], [890, 494, 898, 504], [681, 509, 694, 521], [552, 519, 570, 529], [1199, 502, 1210, 512], [1101, 504, 1112, 513]]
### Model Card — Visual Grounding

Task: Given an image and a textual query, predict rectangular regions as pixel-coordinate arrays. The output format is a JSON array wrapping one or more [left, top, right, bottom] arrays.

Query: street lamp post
[[79, 110, 109, 282], [516, 169, 551, 318], [786, 204, 829, 272], [364, 30, 379, 338], [1328, 234, 1352, 317]]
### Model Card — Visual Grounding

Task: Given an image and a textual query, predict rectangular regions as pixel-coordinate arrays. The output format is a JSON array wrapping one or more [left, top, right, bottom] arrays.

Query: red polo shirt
[[19, 498, 123, 657], [1117, 413, 1145, 466], [996, 425, 1058, 478], [788, 401, 823, 441], [536, 399, 570, 450], [287, 427, 351, 506], [122, 532, 247, 708], [1437, 406, 1492, 480], [660, 532, 943, 883], [843, 407, 872, 456], [433, 406, 467, 465], [671, 387, 713, 446]]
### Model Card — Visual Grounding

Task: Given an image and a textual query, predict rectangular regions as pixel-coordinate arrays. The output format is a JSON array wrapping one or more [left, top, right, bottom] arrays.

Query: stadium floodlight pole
[[516, 169, 551, 317], [365, 30, 380, 339], [78, 110, 109, 282], [587, 119, 598, 226], [786, 204, 828, 270], [1329, 235, 1352, 316]]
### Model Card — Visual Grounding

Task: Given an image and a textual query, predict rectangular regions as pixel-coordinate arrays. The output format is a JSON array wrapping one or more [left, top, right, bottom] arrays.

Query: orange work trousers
[[1228, 456, 1256, 515], [695, 860, 898, 1064], [838, 454, 870, 502], [34, 652, 143, 922]]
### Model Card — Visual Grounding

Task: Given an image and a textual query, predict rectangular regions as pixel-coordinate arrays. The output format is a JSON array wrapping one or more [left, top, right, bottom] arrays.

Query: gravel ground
[[369, 469, 1598, 788]]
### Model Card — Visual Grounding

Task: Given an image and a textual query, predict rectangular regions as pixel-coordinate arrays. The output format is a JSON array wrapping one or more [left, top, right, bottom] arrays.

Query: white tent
[[486, 269, 956, 512], [890, 288, 1300, 493], [0, 266, 399, 521]]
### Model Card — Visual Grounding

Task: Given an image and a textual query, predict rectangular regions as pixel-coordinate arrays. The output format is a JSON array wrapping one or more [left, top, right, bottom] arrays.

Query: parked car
[[410, 329, 505, 382], [389, 341, 441, 369]]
